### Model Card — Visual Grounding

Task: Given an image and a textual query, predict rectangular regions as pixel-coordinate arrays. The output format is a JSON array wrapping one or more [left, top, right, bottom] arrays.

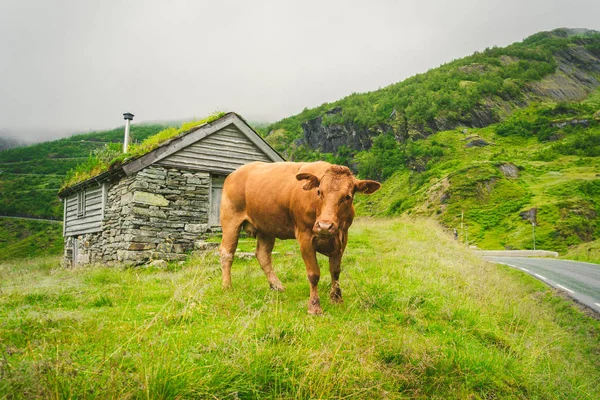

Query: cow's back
[[221, 162, 328, 238]]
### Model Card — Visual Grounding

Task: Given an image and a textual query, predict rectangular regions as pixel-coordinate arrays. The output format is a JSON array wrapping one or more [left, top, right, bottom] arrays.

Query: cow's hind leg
[[220, 218, 243, 289], [256, 233, 285, 291]]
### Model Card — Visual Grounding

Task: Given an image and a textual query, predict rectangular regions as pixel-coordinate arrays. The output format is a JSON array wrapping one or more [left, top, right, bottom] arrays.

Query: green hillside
[[0, 124, 168, 220], [0, 218, 63, 261], [354, 100, 600, 256], [262, 28, 600, 257], [262, 28, 600, 156], [0, 124, 169, 259]]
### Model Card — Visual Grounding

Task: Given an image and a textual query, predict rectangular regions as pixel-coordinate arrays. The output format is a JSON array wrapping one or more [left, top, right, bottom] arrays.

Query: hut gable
[[120, 113, 281, 177], [155, 124, 272, 174], [59, 112, 284, 267]]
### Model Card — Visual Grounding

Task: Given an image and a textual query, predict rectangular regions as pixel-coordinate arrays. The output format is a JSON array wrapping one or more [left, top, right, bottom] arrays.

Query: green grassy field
[[1, 218, 599, 399]]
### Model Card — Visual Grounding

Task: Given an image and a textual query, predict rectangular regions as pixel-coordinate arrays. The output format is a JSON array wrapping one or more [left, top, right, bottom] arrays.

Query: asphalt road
[[485, 257, 600, 313]]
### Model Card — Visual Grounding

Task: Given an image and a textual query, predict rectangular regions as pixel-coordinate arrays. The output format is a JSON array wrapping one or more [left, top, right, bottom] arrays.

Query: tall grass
[[1, 218, 599, 399]]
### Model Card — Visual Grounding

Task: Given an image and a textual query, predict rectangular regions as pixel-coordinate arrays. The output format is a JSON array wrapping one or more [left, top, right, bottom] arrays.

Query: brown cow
[[219, 161, 381, 314]]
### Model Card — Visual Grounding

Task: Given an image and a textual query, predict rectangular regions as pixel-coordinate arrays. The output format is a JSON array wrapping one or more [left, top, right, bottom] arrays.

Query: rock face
[[63, 166, 214, 266], [465, 138, 490, 148], [528, 46, 600, 102], [301, 108, 392, 153], [498, 163, 520, 179], [300, 106, 500, 154]]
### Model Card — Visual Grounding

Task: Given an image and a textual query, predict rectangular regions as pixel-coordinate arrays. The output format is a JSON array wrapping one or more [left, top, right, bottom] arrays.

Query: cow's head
[[296, 165, 381, 236]]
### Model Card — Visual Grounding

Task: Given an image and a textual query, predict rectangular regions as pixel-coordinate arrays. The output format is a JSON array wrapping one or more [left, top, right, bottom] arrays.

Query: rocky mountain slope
[[262, 28, 600, 259], [264, 28, 600, 157]]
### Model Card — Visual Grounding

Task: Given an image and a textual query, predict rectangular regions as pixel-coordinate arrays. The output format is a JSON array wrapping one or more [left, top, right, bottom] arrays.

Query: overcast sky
[[1, 0, 599, 141]]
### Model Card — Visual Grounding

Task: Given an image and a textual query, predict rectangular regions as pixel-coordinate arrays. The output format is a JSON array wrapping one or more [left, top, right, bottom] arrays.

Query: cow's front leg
[[330, 231, 347, 303], [329, 253, 343, 304], [299, 236, 323, 315]]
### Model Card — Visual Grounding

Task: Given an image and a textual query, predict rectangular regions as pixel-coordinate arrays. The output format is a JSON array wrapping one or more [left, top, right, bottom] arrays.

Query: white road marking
[[534, 273, 547, 280], [556, 284, 575, 294], [520, 267, 530, 272]]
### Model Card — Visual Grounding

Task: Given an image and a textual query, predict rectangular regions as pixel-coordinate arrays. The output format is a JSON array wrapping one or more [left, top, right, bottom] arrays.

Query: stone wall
[[63, 165, 214, 266]]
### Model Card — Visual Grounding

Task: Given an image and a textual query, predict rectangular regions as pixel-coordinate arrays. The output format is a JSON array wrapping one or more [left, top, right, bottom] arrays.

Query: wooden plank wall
[[64, 185, 104, 236], [156, 126, 272, 174], [209, 175, 226, 226]]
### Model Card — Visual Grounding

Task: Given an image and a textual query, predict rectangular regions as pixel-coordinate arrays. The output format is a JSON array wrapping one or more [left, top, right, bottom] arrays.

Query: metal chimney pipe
[[123, 112, 134, 153]]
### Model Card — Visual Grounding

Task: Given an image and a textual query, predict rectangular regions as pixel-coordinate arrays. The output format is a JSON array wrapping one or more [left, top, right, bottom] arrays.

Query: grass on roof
[[60, 112, 225, 191]]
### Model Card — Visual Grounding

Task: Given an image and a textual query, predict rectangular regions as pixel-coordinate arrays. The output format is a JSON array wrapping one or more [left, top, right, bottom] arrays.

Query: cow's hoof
[[330, 293, 344, 304], [308, 306, 323, 315], [308, 299, 323, 315], [222, 282, 232, 290], [267, 273, 285, 292], [269, 282, 285, 292]]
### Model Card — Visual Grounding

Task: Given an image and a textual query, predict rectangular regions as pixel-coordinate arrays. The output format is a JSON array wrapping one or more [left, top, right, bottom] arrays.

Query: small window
[[77, 190, 86, 217]]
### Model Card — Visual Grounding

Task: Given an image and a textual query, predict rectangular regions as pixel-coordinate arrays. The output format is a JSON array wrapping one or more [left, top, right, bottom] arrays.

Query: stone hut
[[58, 112, 284, 266]]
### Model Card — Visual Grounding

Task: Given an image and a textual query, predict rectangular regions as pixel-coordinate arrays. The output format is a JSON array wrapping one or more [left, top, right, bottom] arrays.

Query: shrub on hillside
[[551, 131, 600, 156]]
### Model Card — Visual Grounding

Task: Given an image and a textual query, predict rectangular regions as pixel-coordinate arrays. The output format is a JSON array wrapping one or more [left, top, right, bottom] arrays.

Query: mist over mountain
[[0, 137, 22, 152]]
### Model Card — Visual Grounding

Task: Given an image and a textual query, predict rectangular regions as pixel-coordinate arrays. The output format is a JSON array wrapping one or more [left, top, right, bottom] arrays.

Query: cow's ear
[[355, 180, 381, 194], [296, 173, 320, 190]]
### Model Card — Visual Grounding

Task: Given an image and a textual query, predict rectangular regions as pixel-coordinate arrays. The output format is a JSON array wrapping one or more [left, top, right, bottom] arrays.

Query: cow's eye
[[345, 194, 352, 201], [317, 189, 321, 197]]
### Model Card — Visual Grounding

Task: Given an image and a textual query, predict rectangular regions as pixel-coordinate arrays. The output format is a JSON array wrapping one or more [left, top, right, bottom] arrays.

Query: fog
[[1, 0, 599, 141]]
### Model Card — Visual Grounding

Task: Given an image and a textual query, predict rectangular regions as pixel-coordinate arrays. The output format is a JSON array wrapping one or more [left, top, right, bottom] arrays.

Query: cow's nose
[[315, 221, 336, 235]]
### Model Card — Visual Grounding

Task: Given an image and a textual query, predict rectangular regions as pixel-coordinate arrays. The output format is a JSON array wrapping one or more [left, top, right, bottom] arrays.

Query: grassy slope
[[261, 29, 600, 255], [1, 218, 599, 399], [564, 238, 600, 264], [0, 218, 63, 261], [355, 99, 600, 254]]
